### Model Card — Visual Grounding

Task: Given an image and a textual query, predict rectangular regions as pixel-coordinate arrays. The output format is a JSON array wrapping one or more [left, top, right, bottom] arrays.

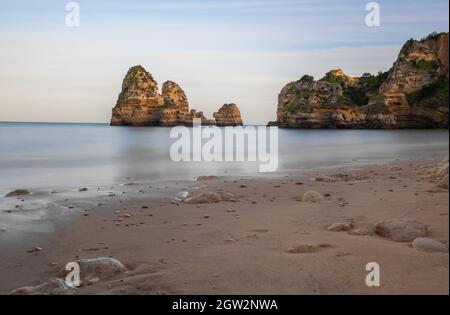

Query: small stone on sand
[[327, 222, 353, 232], [301, 191, 324, 203], [412, 237, 448, 253]]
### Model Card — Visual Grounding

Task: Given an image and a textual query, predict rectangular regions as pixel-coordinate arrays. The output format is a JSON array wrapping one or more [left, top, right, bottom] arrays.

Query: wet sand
[[0, 160, 448, 295]]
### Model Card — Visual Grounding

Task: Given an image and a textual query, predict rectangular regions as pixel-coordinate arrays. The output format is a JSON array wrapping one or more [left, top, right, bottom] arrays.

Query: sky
[[0, 0, 448, 125]]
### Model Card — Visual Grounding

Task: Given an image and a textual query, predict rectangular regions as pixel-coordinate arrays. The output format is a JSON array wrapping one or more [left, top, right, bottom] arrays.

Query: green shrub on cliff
[[406, 77, 449, 108], [412, 59, 439, 71], [361, 70, 391, 91]]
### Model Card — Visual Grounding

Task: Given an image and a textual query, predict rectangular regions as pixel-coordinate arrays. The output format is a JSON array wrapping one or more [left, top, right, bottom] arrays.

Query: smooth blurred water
[[0, 122, 448, 195]]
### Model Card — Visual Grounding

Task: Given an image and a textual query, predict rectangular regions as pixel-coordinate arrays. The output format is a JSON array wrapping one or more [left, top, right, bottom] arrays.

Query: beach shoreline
[[0, 159, 448, 295]]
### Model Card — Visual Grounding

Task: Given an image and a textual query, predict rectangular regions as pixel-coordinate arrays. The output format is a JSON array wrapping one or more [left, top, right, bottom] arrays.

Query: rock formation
[[111, 66, 164, 126], [111, 66, 241, 126], [213, 103, 243, 126], [158, 80, 215, 126], [272, 32, 449, 128], [423, 156, 449, 189]]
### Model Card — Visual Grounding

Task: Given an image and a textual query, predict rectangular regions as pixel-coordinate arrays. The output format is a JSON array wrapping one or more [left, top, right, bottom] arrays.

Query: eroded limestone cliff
[[272, 32, 449, 128]]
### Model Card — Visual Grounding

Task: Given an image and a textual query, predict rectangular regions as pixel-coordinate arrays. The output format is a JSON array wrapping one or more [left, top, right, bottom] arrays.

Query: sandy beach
[[0, 159, 448, 295]]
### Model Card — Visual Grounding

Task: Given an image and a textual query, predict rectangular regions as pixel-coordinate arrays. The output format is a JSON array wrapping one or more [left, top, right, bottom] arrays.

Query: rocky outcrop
[[111, 66, 242, 126], [111, 66, 164, 126], [423, 156, 449, 189], [214, 103, 243, 126], [111, 66, 215, 126], [272, 32, 449, 128]]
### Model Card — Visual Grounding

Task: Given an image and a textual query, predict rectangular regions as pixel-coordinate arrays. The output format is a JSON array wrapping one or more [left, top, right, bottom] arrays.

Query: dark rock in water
[[5, 189, 30, 197], [273, 32, 449, 129]]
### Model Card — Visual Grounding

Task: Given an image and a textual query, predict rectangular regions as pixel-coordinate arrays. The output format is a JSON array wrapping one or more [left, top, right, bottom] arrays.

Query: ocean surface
[[0, 122, 448, 195]]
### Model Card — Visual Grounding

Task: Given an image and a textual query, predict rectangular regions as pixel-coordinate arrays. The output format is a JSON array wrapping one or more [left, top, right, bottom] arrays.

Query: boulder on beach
[[301, 191, 324, 203], [327, 222, 353, 232], [58, 257, 127, 284], [423, 156, 449, 189], [375, 218, 428, 242], [5, 189, 30, 197], [412, 238, 448, 253], [9, 278, 77, 295], [183, 192, 236, 204]]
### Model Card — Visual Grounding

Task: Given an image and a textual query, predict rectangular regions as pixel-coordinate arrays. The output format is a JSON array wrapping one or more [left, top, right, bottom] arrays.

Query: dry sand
[[0, 160, 448, 295]]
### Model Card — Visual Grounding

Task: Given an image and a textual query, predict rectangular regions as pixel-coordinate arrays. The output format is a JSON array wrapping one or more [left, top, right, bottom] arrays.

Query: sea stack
[[272, 32, 449, 128], [214, 103, 244, 126], [111, 66, 163, 126], [111, 66, 215, 126]]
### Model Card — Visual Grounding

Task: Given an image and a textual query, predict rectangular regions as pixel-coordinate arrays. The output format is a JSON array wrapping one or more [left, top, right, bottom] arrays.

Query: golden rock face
[[274, 33, 449, 129], [111, 66, 243, 127], [214, 104, 243, 126]]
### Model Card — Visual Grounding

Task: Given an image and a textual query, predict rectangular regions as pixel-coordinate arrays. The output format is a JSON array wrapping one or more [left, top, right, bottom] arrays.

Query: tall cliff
[[273, 32, 449, 128], [111, 66, 217, 126]]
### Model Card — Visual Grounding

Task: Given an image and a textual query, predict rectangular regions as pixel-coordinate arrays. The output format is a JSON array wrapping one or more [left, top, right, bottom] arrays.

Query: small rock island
[[270, 32, 449, 128], [111, 66, 243, 126]]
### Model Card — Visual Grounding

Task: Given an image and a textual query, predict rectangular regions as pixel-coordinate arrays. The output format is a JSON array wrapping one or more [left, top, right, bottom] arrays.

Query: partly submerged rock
[[175, 191, 192, 200], [412, 237, 448, 253], [196, 175, 219, 181], [9, 278, 77, 295], [5, 189, 30, 197], [375, 218, 428, 242]]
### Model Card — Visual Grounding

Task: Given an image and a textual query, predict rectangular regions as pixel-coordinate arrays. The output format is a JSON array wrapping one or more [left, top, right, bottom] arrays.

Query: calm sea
[[0, 122, 448, 195]]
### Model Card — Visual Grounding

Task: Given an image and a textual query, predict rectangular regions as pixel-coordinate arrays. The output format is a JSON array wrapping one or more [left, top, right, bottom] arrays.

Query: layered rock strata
[[272, 32, 449, 128], [111, 66, 231, 126], [213, 103, 243, 126]]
